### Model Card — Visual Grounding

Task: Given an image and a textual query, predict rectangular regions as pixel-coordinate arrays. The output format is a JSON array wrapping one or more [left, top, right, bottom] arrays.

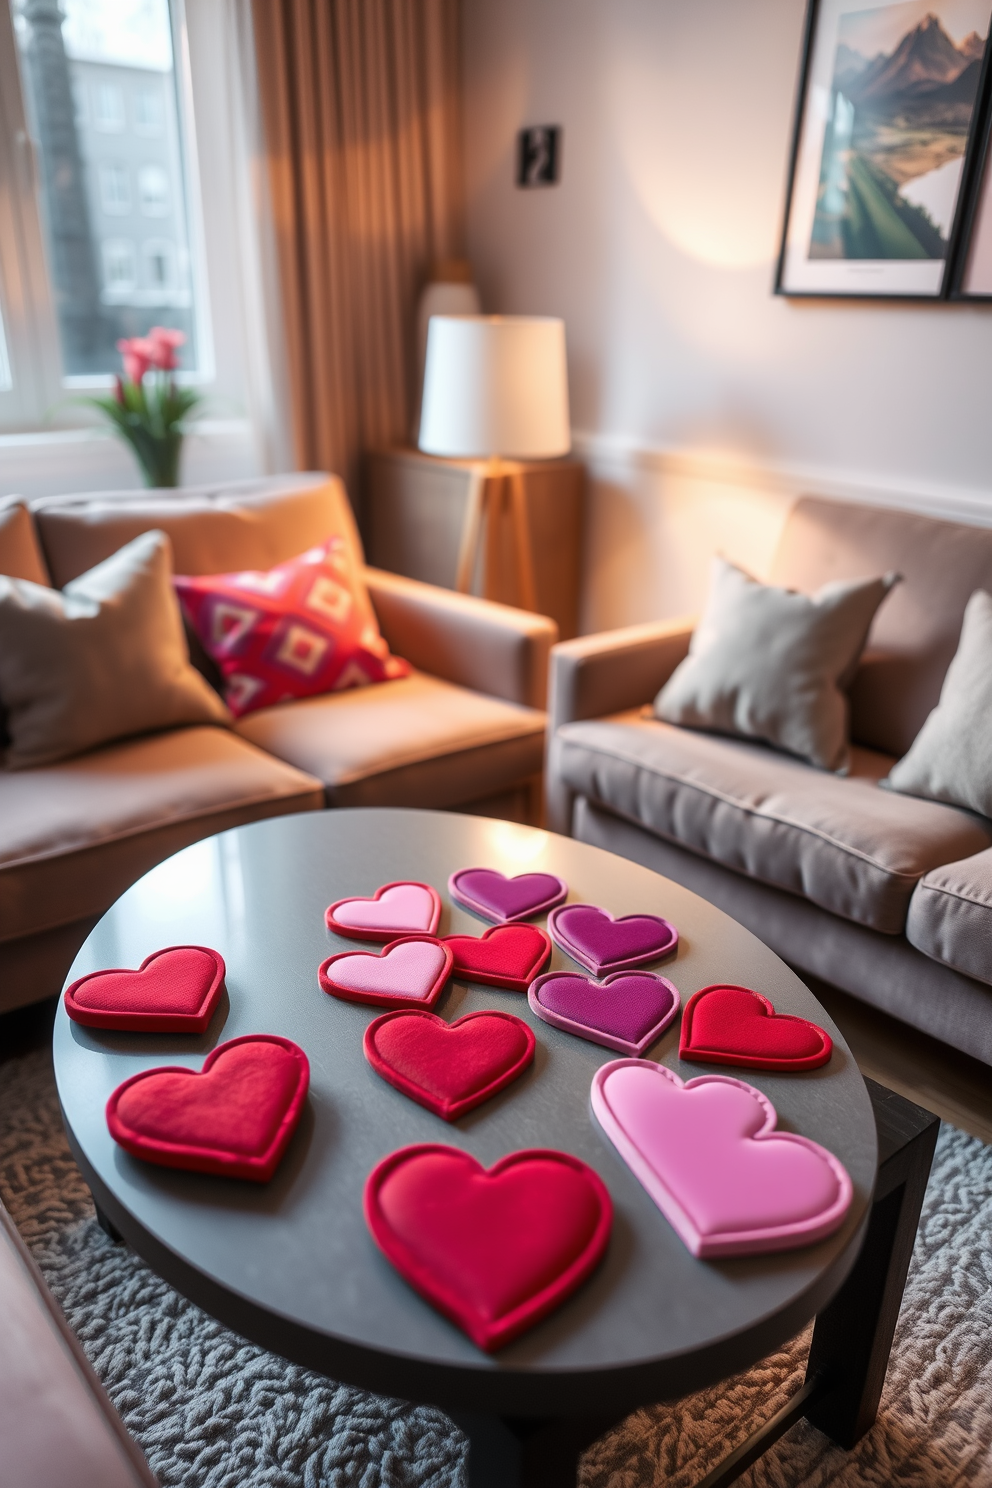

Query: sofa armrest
[[363, 567, 558, 710], [545, 617, 695, 833]]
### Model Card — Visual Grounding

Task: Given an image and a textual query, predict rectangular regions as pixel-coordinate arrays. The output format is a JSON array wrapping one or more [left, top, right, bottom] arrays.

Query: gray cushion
[[235, 670, 546, 808], [883, 590, 992, 818], [0, 726, 324, 940], [553, 713, 992, 933], [0, 531, 230, 769], [907, 849, 992, 986], [655, 557, 896, 772]]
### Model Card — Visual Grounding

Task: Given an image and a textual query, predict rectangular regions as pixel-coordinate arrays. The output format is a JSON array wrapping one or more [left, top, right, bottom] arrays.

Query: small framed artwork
[[776, 0, 992, 298]]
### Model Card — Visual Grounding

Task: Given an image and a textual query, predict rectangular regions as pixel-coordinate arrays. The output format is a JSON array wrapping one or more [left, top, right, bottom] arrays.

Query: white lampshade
[[418, 315, 570, 460]]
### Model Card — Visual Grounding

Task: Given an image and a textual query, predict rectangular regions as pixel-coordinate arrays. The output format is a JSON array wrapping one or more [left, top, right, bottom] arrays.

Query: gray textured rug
[[1, 1047, 991, 1487]]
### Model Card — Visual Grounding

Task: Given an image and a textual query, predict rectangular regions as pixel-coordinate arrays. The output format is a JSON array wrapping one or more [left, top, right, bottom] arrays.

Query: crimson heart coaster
[[548, 904, 678, 974], [364, 1009, 536, 1119], [679, 985, 833, 1071], [591, 1059, 852, 1257], [325, 882, 441, 943], [364, 1144, 612, 1351], [106, 1034, 309, 1182], [448, 867, 568, 924], [529, 970, 680, 1056], [64, 945, 225, 1033], [444, 924, 552, 992], [319, 936, 453, 1010]]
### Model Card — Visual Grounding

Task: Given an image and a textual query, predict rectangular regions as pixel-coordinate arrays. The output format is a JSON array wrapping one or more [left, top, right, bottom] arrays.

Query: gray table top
[[54, 808, 876, 1417]]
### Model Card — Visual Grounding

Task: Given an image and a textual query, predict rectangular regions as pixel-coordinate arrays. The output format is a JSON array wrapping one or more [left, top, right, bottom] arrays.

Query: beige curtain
[[250, 0, 465, 493]]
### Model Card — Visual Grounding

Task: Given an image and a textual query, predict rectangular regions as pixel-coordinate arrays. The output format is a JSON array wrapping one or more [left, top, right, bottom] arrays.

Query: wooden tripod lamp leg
[[510, 469, 537, 612], [455, 466, 489, 594]]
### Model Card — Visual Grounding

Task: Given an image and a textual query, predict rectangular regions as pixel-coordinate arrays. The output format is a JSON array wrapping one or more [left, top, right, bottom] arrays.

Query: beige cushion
[[907, 849, 992, 986], [883, 590, 992, 817], [0, 501, 49, 584], [0, 531, 230, 769], [655, 557, 896, 772], [0, 726, 324, 941], [772, 496, 992, 757], [553, 713, 992, 933], [33, 473, 363, 587], [236, 670, 546, 808]]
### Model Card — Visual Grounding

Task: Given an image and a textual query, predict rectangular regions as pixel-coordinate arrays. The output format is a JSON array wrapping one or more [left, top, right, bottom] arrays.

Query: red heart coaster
[[365, 1145, 612, 1351], [364, 1010, 536, 1120], [64, 946, 225, 1033], [319, 936, 453, 1010], [106, 1035, 309, 1182], [679, 985, 833, 1071], [444, 924, 552, 992]]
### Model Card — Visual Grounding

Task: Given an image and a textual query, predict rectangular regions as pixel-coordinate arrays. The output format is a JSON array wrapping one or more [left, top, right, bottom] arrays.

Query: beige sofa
[[546, 496, 992, 1067], [0, 474, 556, 1014]]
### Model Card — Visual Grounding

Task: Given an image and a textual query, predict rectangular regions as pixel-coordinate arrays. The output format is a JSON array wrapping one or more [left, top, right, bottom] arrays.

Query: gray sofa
[[0, 474, 556, 1015], [546, 496, 992, 1068]]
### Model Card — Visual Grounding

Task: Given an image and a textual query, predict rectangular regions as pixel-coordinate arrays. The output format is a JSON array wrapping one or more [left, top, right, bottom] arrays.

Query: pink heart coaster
[[325, 882, 441, 943], [448, 868, 568, 924], [529, 970, 680, 1056], [591, 1059, 852, 1257], [548, 904, 678, 975], [319, 936, 453, 1010], [64, 945, 225, 1033]]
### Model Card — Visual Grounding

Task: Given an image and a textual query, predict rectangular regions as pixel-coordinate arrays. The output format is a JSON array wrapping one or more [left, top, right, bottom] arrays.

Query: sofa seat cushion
[[235, 671, 546, 808], [907, 849, 992, 985], [554, 713, 992, 933], [0, 727, 323, 941]]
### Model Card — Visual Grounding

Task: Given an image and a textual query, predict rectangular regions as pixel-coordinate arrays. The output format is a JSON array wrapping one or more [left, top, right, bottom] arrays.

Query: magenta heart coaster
[[591, 1060, 853, 1257], [529, 971, 680, 1056], [319, 936, 453, 1010], [325, 882, 441, 943], [448, 868, 568, 924], [548, 904, 678, 974]]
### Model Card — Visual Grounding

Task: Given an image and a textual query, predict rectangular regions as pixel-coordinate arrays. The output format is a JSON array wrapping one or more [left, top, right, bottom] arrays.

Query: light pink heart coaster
[[326, 882, 441, 943], [591, 1060, 852, 1257], [319, 936, 453, 1010]]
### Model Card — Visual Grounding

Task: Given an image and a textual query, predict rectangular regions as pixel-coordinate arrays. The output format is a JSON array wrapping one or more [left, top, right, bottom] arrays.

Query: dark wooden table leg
[[803, 1077, 939, 1448], [94, 1202, 124, 1243], [450, 1409, 621, 1487]]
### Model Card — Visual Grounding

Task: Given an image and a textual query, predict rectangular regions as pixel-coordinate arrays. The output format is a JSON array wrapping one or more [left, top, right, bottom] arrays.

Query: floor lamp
[[417, 316, 571, 611]]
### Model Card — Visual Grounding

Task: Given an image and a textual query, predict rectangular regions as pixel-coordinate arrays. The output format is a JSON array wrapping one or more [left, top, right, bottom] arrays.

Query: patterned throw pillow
[[174, 538, 410, 717]]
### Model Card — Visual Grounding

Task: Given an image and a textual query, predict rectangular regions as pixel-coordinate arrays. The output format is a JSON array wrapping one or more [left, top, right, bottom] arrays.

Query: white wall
[[462, 0, 992, 631]]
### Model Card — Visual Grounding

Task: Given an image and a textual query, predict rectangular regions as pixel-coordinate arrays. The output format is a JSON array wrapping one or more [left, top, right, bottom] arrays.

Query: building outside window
[[8, 0, 203, 377]]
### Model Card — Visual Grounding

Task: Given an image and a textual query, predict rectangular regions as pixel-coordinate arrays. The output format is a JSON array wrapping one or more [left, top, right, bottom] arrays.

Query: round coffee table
[[54, 809, 876, 1474]]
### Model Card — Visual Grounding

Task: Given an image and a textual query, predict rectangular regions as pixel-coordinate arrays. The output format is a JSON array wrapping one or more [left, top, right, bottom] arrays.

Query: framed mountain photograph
[[777, 0, 992, 297], [948, 81, 992, 293]]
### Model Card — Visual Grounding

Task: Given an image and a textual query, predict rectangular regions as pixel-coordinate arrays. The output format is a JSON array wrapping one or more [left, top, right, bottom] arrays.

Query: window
[[93, 80, 124, 131], [99, 163, 130, 216], [101, 237, 135, 297], [5, 0, 207, 381], [138, 164, 169, 217]]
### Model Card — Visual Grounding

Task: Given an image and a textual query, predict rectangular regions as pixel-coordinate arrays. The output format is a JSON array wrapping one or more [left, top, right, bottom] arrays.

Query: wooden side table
[[366, 447, 584, 639]]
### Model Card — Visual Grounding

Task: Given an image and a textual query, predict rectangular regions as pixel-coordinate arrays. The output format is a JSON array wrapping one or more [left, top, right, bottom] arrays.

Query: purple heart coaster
[[448, 868, 568, 925], [529, 970, 680, 1056], [547, 904, 678, 974]]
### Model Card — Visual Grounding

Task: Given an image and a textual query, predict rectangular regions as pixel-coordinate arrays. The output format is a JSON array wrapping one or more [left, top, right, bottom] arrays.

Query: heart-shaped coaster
[[444, 924, 552, 992], [591, 1059, 852, 1257], [679, 985, 833, 1071], [105, 1034, 309, 1182], [325, 882, 441, 943], [448, 868, 568, 924], [364, 1009, 536, 1119], [547, 904, 678, 974], [64, 945, 225, 1033], [364, 1144, 612, 1351], [319, 936, 453, 1010], [529, 970, 680, 1056]]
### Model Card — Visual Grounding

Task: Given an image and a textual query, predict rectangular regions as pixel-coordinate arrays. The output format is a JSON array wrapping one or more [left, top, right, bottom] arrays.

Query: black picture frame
[[775, 0, 992, 301]]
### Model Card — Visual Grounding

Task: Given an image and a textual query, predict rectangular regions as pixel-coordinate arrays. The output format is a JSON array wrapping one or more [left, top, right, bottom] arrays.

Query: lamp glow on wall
[[418, 315, 570, 609]]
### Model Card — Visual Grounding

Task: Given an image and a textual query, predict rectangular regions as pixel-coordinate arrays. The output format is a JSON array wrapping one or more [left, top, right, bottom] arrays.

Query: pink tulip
[[117, 336, 155, 386], [145, 326, 186, 371]]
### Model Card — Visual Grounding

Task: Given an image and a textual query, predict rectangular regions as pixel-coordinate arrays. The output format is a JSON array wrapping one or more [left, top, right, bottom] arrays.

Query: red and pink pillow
[[174, 538, 409, 717]]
